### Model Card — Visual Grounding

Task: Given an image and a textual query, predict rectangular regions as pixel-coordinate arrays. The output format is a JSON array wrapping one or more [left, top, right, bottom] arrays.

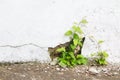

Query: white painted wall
[[0, 0, 120, 63]]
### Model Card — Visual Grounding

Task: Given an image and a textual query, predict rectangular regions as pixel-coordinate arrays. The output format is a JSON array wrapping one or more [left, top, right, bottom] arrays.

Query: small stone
[[89, 67, 99, 74], [47, 67, 49, 69], [7, 67, 12, 70], [102, 68, 108, 72], [50, 58, 58, 66], [45, 71, 47, 73], [56, 68, 60, 71], [61, 68, 65, 71], [20, 74, 26, 77], [113, 72, 118, 75]]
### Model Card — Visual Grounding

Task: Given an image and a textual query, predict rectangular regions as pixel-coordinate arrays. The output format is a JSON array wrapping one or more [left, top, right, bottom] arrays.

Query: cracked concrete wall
[[0, 0, 120, 63]]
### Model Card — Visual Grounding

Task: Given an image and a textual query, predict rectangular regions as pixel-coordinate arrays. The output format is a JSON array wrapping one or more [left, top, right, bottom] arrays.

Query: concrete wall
[[0, 0, 120, 63]]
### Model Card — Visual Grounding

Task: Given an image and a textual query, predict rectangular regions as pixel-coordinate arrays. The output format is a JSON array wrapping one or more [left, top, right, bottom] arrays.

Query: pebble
[[20, 74, 26, 77], [56, 68, 60, 71], [89, 67, 100, 74], [27, 68, 31, 70], [50, 58, 58, 66], [61, 68, 65, 71], [45, 71, 47, 73], [47, 67, 49, 69], [113, 72, 119, 75], [102, 68, 108, 73], [7, 67, 12, 70]]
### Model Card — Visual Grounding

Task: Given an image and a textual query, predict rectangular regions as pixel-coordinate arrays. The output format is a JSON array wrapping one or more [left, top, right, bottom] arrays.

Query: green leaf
[[73, 33, 79, 39], [73, 39, 79, 46], [76, 54, 84, 59], [102, 51, 109, 58], [66, 61, 71, 66], [98, 59, 107, 65], [61, 52, 67, 58], [80, 19, 88, 24], [56, 47, 66, 52], [69, 52, 75, 59], [59, 61, 67, 67], [81, 58, 88, 65], [78, 41, 83, 47], [72, 26, 83, 34], [98, 51, 109, 58], [70, 44, 76, 50], [76, 59, 82, 64], [66, 55, 71, 60], [65, 30, 73, 36], [77, 58, 87, 65], [72, 25, 77, 31], [71, 59, 77, 66], [98, 40, 104, 44]]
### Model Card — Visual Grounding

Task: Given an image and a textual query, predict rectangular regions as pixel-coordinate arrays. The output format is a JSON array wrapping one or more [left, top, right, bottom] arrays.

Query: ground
[[0, 62, 120, 80]]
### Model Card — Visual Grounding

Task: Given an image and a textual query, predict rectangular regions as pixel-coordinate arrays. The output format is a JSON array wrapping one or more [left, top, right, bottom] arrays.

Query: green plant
[[96, 51, 109, 65], [56, 19, 88, 67], [91, 40, 109, 65]]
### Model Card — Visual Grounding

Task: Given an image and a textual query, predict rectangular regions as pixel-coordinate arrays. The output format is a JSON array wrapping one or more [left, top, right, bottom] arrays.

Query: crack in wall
[[0, 43, 48, 50], [0, 43, 51, 63]]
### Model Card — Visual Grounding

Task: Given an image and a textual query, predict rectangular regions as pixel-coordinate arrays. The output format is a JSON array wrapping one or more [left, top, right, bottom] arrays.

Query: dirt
[[0, 62, 120, 80]]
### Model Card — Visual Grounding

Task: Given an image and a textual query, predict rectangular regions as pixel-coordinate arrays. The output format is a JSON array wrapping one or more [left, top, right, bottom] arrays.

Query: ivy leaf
[[71, 59, 77, 66], [73, 33, 79, 39], [59, 61, 67, 67], [80, 58, 88, 65], [56, 47, 66, 52], [65, 30, 72, 36], [80, 19, 88, 24], [66, 55, 71, 60], [78, 41, 83, 47], [66, 61, 71, 66], [77, 58, 87, 65], [76, 59, 82, 64], [76, 54, 84, 59], [70, 44, 76, 50], [72, 25, 77, 31], [61, 52, 67, 58], [72, 26, 83, 34], [73, 39, 79, 46], [69, 52, 75, 59], [77, 27, 83, 34]]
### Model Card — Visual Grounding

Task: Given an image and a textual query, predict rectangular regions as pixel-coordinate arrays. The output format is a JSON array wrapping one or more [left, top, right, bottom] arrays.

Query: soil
[[0, 62, 120, 80]]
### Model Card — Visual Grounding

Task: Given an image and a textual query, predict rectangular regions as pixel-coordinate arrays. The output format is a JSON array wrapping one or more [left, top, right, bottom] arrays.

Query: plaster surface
[[0, 0, 120, 63]]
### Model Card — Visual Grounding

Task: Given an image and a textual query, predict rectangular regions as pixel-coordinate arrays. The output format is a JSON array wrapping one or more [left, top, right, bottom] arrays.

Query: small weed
[[56, 19, 88, 67], [91, 40, 109, 65], [49, 19, 109, 67]]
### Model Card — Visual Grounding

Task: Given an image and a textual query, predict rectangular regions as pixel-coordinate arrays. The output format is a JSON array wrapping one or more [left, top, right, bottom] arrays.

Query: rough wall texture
[[0, 0, 120, 63]]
